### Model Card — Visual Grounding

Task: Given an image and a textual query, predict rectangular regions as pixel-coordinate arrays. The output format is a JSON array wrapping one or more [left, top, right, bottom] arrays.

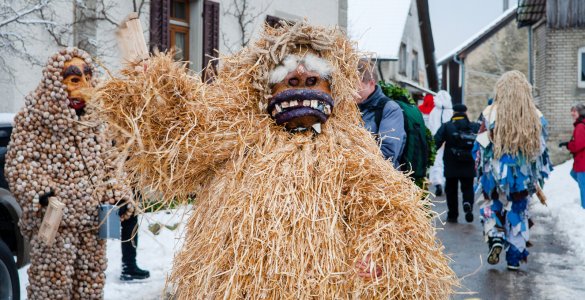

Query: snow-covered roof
[[437, 5, 518, 65], [348, 0, 412, 60]]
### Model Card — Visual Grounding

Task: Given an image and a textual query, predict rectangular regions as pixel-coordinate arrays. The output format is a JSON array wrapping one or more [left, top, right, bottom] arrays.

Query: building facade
[[438, 8, 529, 120], [0, 0, 346, 113], [349, 0, 437, 99], [377, 0, 437, 99], [518, 0, 585, 163]]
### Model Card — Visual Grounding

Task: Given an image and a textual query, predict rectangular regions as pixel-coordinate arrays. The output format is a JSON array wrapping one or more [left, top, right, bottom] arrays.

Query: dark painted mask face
[[267, 54, 334, 133], [62, 57, 93, 110]]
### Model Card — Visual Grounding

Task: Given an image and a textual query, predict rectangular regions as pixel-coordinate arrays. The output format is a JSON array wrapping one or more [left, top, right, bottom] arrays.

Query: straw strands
[[96, 22, 456, 299], [492, 70, 542, 160]]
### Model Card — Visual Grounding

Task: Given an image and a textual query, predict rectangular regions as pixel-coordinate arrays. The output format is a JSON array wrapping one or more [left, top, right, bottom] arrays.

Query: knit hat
[[453, 103, 467, 113]]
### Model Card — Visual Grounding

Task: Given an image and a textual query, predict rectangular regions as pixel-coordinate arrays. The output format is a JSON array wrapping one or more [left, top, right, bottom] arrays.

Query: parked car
[[0, 113, 29, 300]]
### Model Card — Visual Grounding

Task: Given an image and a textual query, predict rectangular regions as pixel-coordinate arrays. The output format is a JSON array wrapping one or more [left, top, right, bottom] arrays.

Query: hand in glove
[[39, 190, 55, 207], [558, 141, 569, 148]]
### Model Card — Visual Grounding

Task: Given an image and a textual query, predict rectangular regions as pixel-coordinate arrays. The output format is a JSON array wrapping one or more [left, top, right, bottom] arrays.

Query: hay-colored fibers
[[95, 21, 456, 299], [492, 70, 542, 160]]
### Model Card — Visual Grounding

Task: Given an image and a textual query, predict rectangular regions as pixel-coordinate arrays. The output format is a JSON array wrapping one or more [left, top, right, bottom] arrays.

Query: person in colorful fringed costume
[[474, 70, 552, 270]]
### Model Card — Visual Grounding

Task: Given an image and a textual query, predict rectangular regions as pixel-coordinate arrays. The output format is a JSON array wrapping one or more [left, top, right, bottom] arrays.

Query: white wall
[[0, 0, 148, 113], [218, 0, 340, 54], [377, 0, 427, 88]]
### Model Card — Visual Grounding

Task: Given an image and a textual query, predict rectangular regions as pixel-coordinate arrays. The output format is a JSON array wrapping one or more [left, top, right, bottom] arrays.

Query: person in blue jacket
[[355, 60, 406, 168]]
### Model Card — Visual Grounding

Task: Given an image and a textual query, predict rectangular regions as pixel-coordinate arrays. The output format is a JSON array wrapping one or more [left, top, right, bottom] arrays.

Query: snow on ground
[[19, 207, 191, 300], [17, 160, 585, 299], [534, 159, 585, 262]]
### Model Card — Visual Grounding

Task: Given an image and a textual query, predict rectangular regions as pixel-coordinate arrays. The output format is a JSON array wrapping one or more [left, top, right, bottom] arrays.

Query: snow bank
[[534, 159, 585, 262], [19, 207, 191, 299]]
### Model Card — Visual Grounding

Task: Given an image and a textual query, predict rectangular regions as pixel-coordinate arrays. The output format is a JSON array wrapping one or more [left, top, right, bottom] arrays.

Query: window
[[170, 0, 190, 61], [399, 43, 407, 75], [411, 50, 419, 81], [579, 47, 585, 88]]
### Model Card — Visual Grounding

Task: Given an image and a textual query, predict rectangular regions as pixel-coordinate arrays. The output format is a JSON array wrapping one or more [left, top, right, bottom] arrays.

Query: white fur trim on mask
[[268, 54, 332, 84], [302, 53, 332, 79]]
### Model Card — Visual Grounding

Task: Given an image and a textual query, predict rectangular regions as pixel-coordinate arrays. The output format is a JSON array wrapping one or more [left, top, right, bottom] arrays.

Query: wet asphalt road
[[431, 193, 585, 299]]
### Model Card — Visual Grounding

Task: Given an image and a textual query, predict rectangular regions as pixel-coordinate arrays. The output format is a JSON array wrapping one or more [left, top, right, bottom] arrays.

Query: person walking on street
[[434, 104, 479, 223], [561, 104, 585, 209], [355, 60, 406, 168], [428, 90, 454, 196], [475, 70, 552, 271]]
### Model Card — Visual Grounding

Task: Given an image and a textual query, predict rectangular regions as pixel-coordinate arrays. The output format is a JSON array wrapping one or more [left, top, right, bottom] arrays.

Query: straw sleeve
[[96, 53, 261, 204], [342, 149, 456, 298]]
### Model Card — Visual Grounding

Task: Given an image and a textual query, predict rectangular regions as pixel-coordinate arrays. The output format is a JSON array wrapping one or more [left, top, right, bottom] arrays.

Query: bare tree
[[0, 0, 55, 76], [222, 0, 271, 51], [0, 0, 147, 80]]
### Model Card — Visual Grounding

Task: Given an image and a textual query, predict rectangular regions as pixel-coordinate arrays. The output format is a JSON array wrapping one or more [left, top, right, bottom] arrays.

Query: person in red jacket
[[564, 104, 585, 208]]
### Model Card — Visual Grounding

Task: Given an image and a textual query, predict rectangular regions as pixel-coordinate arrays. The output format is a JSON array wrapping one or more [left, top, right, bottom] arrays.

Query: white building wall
[[0, 0, 149, 113], [218, 0, 340, 55], [375, 0, 427, 90]]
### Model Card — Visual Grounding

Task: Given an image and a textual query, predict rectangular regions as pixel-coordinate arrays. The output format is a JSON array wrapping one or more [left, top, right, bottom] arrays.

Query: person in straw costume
[[96, 21, 456, 298], [475, 70, 552, 271], [5, 47, 135, 299]]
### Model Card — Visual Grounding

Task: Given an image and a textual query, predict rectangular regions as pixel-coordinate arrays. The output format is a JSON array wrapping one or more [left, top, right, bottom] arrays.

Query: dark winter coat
[[568, 118, 585, 172], [358, 85, 406, 168], [434, 113, 480, 178]]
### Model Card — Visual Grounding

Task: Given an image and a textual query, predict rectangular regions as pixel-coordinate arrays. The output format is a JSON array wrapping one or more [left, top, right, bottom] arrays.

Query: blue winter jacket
[[358, 85, 406, 168]]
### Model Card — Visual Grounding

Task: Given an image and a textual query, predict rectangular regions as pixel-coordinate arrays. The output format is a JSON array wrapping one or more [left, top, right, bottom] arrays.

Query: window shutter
[[150, 0, 170, 52], [203, 0, 220, 80]]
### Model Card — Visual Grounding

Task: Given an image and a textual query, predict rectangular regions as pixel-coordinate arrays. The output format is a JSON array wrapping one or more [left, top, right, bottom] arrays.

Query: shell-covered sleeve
[[5, 111, 58, 239]]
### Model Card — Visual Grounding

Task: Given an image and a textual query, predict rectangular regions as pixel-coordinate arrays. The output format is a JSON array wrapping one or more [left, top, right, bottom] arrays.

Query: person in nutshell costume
[[98, 22, 456, 298], [5, 47, 134, 299]]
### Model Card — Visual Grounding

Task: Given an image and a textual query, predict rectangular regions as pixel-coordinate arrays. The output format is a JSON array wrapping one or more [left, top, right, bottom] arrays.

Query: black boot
[[435, 185, 443, 197], [120, 215, 150, 281], [120, 263, 151, 281], [463, 202, 474, 223]]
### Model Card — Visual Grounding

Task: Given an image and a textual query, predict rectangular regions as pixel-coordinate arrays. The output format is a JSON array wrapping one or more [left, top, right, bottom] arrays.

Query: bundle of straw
[[96, 22, 456, 299]]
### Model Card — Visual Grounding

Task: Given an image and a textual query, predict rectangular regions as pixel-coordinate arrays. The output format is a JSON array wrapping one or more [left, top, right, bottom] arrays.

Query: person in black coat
[[434, 104, 480, 223]]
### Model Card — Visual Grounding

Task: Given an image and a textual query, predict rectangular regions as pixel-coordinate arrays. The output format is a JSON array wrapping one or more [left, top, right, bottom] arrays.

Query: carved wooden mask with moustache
[[267, 52, 334, 133], [62, 57, 93, 110]]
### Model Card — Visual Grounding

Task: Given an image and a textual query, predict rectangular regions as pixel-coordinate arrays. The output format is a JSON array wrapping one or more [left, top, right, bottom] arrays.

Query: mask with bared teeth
[[267, 52, 333, 133]]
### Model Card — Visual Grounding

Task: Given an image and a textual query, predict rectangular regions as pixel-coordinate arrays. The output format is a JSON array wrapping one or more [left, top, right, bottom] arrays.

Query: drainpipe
[[453, 54, 465, 104], [377, 61, 385, 82], [528, 27, 533, 85]]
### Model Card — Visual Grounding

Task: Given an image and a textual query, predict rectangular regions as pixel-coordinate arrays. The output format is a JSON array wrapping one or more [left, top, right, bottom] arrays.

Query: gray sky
[[429, 0, 516, 60]]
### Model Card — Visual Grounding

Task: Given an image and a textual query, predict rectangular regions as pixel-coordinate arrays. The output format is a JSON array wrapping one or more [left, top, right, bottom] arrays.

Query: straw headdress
[[96, 22, 456, 299], [492, 70, 542, 160]]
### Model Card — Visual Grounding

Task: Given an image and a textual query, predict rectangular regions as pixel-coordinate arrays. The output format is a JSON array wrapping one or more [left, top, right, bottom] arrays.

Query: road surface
[[432, 193, 585, 299]]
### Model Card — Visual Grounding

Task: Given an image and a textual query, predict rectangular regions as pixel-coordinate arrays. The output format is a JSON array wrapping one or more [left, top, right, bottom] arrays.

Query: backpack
[[449, 122, 477, 162], [373, 96, 430, 178]]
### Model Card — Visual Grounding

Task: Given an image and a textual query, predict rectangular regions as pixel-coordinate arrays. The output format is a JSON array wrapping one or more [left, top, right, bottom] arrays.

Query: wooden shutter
[[150, 0, 170, 52], [202, 0, 220, 80]]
